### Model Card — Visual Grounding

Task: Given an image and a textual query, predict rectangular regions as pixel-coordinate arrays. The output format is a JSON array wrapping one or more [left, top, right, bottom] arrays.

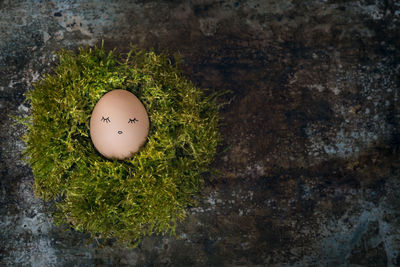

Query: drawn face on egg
[[90, 89, 149, 160]]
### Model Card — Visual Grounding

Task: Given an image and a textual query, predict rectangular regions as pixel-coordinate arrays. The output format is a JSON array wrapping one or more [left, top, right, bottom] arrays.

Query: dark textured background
[[1, 0, 399, 266]]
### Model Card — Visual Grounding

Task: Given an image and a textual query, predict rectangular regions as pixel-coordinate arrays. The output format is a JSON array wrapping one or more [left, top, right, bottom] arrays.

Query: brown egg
[[90, 89, 149, 160]]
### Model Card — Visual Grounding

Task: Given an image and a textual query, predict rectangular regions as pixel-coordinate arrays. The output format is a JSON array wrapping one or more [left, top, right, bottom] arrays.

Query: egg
[[90, 89, 149, 160]]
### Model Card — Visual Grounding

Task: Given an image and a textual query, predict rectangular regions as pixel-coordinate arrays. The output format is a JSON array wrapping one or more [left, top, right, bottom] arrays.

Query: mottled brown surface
[[1, 0, 399, 266]]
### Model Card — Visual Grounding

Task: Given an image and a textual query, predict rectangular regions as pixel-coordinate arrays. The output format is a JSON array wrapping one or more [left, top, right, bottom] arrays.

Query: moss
[[15, 44, 222, 246]]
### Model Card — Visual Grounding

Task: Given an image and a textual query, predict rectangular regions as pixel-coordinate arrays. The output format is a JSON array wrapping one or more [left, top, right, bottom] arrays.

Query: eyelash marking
[[128, 118, 138, 124], [101, 116, 111, 123]]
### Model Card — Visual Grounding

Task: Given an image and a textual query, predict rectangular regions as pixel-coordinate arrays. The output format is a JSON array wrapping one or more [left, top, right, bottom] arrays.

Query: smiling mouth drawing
[[118, 131, 123, 135]]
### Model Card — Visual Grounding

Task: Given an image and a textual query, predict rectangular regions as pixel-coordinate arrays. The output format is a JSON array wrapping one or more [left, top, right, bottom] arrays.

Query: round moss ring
[[20, 45, 222, 246]]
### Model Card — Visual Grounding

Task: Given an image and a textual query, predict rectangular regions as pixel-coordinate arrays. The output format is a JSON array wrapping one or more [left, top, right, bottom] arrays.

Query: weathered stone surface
[[1, 0, 399, 266]]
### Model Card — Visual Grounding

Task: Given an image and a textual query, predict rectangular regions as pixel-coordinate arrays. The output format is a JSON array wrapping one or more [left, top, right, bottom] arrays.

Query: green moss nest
[[17, 45, 222, 246]]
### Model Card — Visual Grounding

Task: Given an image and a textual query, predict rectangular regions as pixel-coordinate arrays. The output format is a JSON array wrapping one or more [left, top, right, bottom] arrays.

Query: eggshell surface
[[90, 89, 149, 160]]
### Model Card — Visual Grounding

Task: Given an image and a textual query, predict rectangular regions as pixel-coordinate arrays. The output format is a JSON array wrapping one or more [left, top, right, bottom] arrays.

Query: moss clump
[[18, 45, 221, 246]]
